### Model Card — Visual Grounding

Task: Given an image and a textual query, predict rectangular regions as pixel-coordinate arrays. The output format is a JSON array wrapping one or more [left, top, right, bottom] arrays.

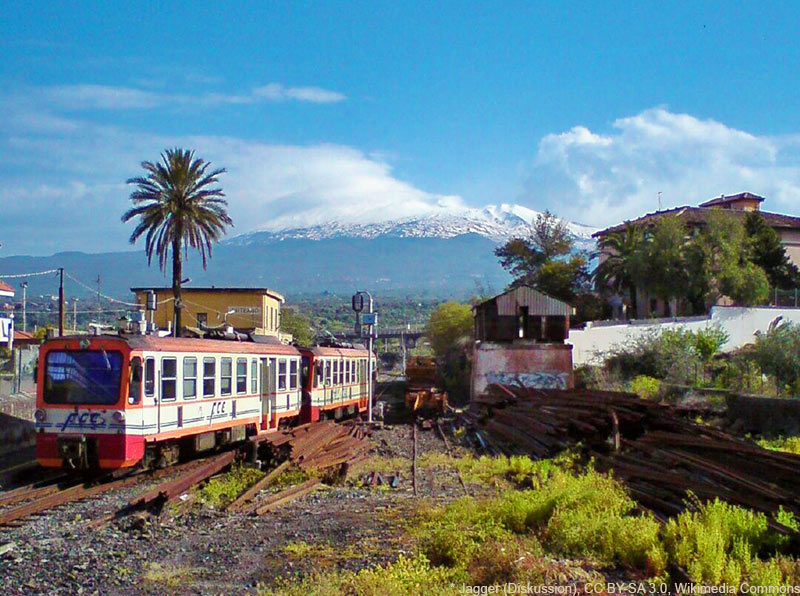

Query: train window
[[301, 357, 309, 388], [325, 360, 332, 386], [221, 358, 232, 396], [348, 360, 353, 383], [290, 360, 298, 390], [161, 358, 177, 401], [251, 359, 258, 394], [129, 357, 142, 405], [278, 359, 287, 391], [314, 360, 322, 388], [183, 357, 197, 399], [203, 358, 216, 397], [236, 358, 247, 394], [145, 357, 155, 396]]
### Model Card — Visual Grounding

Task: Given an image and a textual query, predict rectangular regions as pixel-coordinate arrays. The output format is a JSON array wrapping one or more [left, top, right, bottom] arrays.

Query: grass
[[196, 463, 265, 508], [259, 554, 460, 596], [757, 436, 800, 455], [271, 464, 316, 489], [142, 562, 197, 589], [261, 453, 800, 594], [414, 464, 666, 576]]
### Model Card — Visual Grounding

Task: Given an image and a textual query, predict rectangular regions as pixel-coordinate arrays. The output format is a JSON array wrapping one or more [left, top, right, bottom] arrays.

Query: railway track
[[0, 420, 373, 528]]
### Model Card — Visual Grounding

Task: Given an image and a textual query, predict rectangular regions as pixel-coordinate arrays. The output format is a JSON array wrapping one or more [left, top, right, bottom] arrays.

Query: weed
[[258, 554, 461, 596], [196, 463, 264, 508], [414, 464, 665, 576], [142, 562, 196, 589], [662, 498, 795, 586], [757, 436, 800, 455], [271, 465, 315, 489]]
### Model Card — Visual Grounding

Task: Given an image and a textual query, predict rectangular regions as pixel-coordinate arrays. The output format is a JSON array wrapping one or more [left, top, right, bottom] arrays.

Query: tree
[[280, 307, 314, 346], [686, 212, 769, 310], [426, 302, 473, 358], [426, 302, 473, 401], [593, 225, 646, 313], [745, 211, 799, 289], [495, 210, 590, 303], [122, 148, 232, 336], [642, 215, 690, 313]]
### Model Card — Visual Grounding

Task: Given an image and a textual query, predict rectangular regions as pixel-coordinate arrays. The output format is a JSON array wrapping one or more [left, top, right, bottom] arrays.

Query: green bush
[[415, 465, 666, 576], [629, 375, 661, 400], [606, 326, 728, 385], [662, 499, 798, 586], [750, 323, 800, 393]]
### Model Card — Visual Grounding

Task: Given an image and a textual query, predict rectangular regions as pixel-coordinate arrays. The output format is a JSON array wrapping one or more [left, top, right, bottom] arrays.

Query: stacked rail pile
[[253, 420, 371, 471], [228, 421, 372, 514], [471, 384, 800, 523]]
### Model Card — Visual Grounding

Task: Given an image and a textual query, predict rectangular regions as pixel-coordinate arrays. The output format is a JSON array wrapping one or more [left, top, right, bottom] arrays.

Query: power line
[[64, 272, 140, 307], [0, 269, 60, 278]]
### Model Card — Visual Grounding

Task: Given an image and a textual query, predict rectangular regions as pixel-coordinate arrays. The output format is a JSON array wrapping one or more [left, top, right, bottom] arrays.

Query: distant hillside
[[0, 234, 512, 301]]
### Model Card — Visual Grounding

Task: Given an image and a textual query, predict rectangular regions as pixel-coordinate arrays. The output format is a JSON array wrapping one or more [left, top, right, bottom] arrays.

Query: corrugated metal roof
[[475, 286, 571, 317]]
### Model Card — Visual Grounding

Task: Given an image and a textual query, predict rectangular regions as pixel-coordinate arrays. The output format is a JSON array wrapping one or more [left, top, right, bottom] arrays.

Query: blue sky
[[4, 1, 800, 255]]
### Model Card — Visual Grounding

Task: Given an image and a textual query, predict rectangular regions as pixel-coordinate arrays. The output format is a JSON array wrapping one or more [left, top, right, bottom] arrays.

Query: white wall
[[568, 306, 800, 366]]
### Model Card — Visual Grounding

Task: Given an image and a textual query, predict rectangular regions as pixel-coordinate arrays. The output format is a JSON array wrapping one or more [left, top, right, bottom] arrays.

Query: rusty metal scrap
[[471, 384, 800, 522]]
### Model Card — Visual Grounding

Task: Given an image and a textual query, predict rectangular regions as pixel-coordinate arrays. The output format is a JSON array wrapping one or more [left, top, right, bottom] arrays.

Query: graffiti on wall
[[486, 371, 568, 390]]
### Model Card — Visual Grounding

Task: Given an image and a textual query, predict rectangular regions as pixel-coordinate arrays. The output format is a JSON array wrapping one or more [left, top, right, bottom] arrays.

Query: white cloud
[[526, 107, 800, 226], [0, 110, 459, 254], [43, 84, 163, 110], [39, 82, 346, 111]]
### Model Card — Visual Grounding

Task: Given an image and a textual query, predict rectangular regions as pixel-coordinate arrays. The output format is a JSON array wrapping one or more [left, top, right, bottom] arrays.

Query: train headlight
[[112, 411, 125, 423], [34, 409, 46, 423]]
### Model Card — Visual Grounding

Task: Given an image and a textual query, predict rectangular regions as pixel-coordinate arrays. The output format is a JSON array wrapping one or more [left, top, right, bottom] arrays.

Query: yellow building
[[131, 286, 291, 342]]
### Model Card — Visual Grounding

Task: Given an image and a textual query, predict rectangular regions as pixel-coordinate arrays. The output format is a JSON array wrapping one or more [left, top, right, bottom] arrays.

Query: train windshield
[[43, 350, 123, 405]]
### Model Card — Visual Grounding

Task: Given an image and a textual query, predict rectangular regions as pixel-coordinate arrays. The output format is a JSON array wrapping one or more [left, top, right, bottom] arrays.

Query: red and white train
[[34, 334, 371, 470]]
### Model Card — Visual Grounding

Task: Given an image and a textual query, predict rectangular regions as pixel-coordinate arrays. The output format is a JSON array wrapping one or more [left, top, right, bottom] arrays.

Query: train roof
[[302, 345, 371, 358], [43, 334, 301, 356]]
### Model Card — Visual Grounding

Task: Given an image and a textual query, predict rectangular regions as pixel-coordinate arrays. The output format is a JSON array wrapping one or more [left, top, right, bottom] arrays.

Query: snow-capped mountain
[[228, 203, 598, 245]]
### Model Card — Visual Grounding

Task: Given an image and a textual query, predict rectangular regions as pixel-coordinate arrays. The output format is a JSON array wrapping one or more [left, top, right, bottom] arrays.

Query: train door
[[262, 357, 277, 428], [259, 358, 270, 430]]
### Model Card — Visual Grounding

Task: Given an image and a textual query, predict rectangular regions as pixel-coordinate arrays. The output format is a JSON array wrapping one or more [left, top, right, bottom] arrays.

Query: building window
[[290, 359, 298, 390], [197, 312, 208, 328], [236, 358, 247, 394], [278, 359, 287, 391], [183, 357, 197, 399], [221, 358, 232, 395], [203, 357, 216, 397], [161, 358, 177, 401], [144, 357, 155, 397], [251, 359, 258, 394]]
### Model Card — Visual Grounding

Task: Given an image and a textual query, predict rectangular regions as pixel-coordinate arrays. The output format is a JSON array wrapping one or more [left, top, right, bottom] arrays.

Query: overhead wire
[[0, 269, 60, 278]]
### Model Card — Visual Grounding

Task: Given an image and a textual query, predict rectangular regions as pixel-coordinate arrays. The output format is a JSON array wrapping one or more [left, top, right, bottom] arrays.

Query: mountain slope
[[0, 204, 597, 302], [230, 203, 597, 244]]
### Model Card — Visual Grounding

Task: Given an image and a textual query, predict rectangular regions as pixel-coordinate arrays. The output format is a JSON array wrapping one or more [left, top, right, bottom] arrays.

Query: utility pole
[[95, 274, 101, 322], [352, 290, 376, 423], [20, 281, 27, 333], [58, 268, 65, 336]]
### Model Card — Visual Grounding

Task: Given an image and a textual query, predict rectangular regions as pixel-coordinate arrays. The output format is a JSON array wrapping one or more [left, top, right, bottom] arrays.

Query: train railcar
[[34, 334, 303, 470], [299, 346, 371, 423]]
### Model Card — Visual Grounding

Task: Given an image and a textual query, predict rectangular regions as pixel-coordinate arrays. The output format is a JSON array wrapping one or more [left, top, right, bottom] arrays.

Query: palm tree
[[122, 148, 232, 336], [593, 225, 645, 316]]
